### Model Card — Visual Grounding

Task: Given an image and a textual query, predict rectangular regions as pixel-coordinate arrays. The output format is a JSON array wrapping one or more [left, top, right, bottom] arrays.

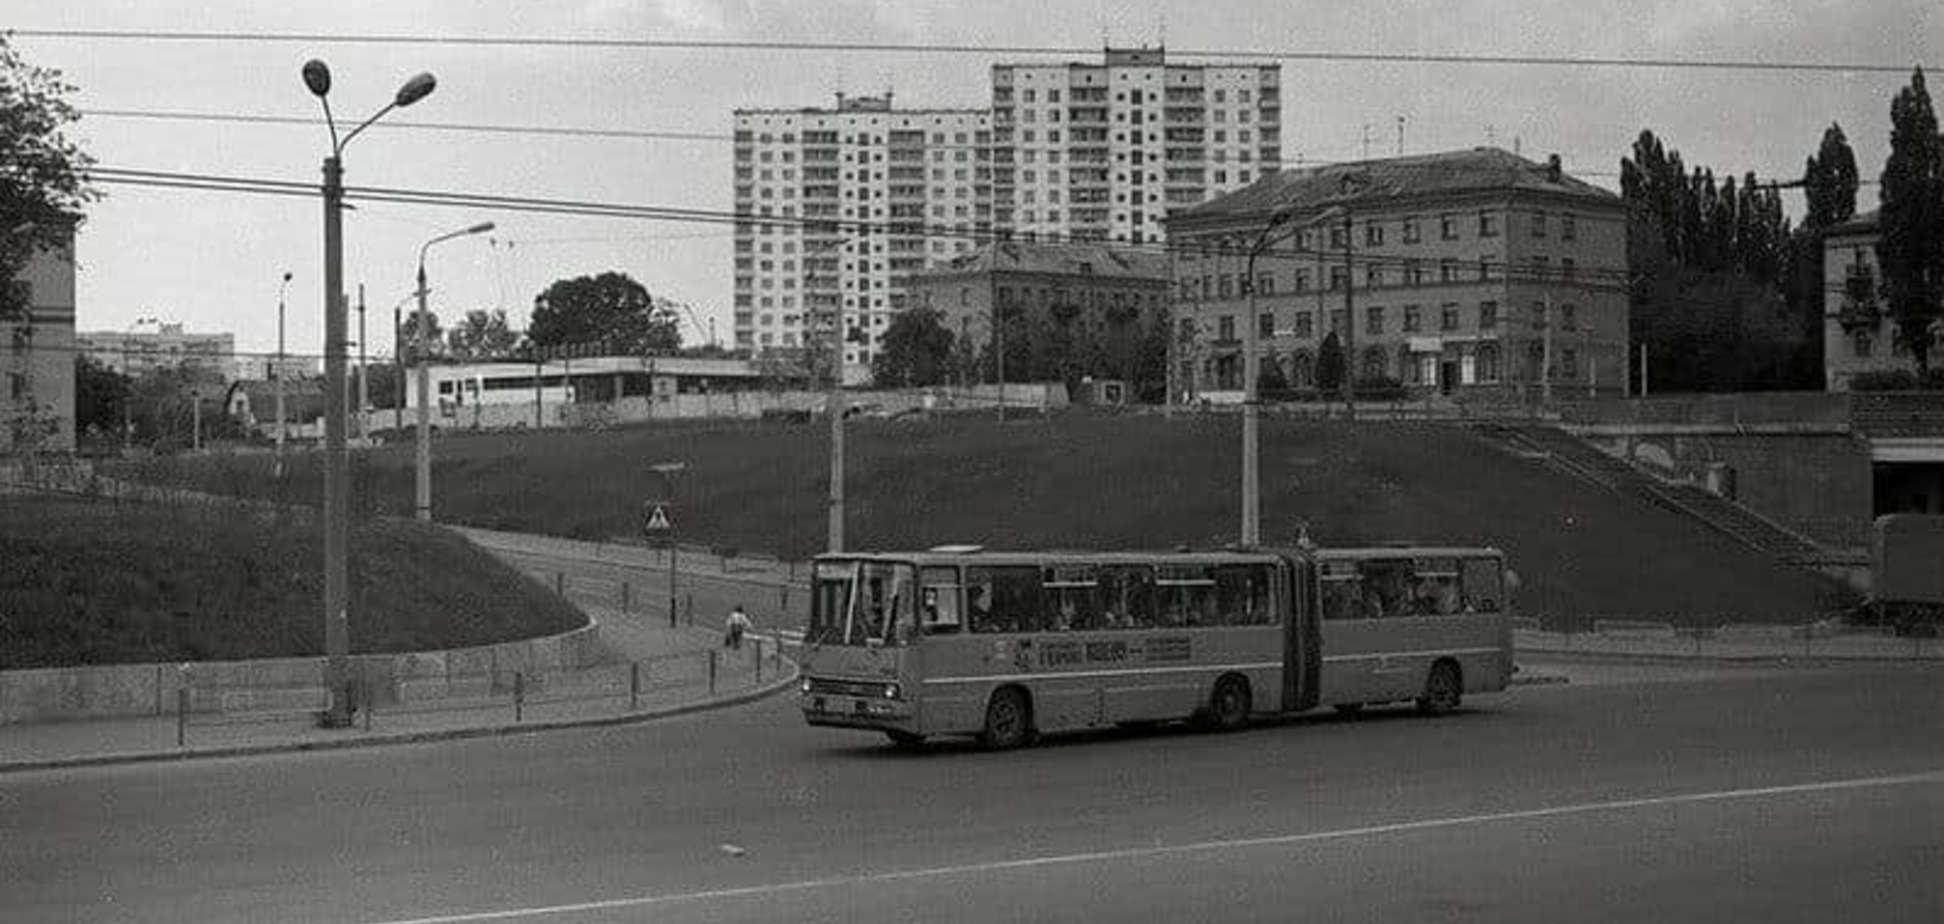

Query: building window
[[1478, 301, 1499, 330], [1477, 343, 1501, 382], [1294, 270, 1309, 293], [1403, 305, 1421, 332], [1366, 264, 1383, 288], [1439, 259, 1459, 283], [1293, 311, 1313, 338], [1561, 214, 1577, 241], [1329, 266, 1348, 290], [1257, 274, 1274, 296], [1531, 211, 1549, 237], [1853, 332, 1873, 358], [1259, 313, 1275, 338], [1366, 306, 1384, 335], [1561, 348, 1578, 377], [1440, 304, 1460, 331], [1218, 275, 1234, 299], [1219, 315, 1236, 341], [1440, 213, 1459, 240], [1560, 304, 1578, 331], [1402, 217, 1421, 244], [1479, 211, 1500, 237], [1364, 222, 1385, 246]]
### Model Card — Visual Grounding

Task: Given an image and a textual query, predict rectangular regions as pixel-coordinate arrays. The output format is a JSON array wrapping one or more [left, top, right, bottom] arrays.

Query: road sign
[[643, 502, 674, 535]]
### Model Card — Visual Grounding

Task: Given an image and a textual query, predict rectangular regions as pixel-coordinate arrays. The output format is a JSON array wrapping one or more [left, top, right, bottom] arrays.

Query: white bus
[[800, 544, 1515, 748]]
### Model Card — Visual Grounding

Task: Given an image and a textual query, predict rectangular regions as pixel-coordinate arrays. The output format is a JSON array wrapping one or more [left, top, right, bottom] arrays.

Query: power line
[[12, 28, 1929, 74], [79, 108, 727, 144]]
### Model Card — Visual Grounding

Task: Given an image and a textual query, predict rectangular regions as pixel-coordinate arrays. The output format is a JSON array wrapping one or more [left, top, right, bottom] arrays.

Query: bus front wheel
[[1416, 660, 1463, 716], [981, 687, 1034, 750], [1208, 675, 1252, 731]]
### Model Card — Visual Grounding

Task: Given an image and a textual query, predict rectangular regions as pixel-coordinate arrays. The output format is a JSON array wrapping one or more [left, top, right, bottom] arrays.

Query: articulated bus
[[799, 544, 1515, 749]]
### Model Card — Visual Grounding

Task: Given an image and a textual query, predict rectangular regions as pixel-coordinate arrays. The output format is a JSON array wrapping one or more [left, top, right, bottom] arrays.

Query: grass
[[112, 411, 1851, 629], [0, 493, 585, 669]]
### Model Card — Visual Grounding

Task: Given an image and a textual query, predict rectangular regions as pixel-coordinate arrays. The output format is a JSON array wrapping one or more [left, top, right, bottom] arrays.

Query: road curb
[[0, 661, 800, 776], [1509, 673, 1570, 686], [1516, 647, 1943, 667]]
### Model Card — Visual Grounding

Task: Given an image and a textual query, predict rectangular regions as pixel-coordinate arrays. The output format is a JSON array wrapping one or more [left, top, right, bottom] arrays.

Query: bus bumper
[[801, 693, 916, 732]]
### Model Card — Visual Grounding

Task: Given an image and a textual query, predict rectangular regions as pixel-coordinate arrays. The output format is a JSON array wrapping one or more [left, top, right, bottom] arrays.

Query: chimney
[[1546, 153, 1562, 183]]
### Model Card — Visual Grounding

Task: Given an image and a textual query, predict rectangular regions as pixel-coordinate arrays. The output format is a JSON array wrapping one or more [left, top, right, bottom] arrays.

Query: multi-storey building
[[77, 322, 237, 381], [1822, 210, 1944, 391], [1166, 147, 1629, 400], [908, 240, 1170, 386], [3, 230, 77, 453], [991, 47, 1281, 246], [733, 93, 991, 384]]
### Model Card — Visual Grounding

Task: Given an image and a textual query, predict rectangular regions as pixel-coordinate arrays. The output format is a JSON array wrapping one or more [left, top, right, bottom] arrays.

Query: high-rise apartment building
[[733, 93, 990, 383], [991, 47, 1281, 245]]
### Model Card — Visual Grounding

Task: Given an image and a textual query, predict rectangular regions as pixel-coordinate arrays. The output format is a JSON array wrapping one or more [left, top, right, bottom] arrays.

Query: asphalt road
[[4, 662, 1942, 924]]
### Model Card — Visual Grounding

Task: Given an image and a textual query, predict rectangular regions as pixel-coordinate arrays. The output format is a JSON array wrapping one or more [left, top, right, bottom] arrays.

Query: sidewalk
[[1515, 627, 1943, 661]]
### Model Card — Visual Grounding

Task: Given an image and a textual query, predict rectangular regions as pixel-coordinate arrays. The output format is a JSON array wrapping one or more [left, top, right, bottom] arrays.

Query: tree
[[0, 35, 98, 318], [73, 354, 128, 441], [1804, 123, 1860, 230], [529, 271, 680, 354], [445, 308, 520, 360], [870, 307, 955, 387], [1316, 331, 1346, 392], [401, 309, 444, 358], [1877, 68, 1944, 373]]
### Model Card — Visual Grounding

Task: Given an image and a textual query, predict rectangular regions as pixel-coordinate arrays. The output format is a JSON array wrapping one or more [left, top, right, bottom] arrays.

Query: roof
[[1827, 209, 1880, 237], [1177, 147, 1622, 225], [922, 241, 1171, 282]]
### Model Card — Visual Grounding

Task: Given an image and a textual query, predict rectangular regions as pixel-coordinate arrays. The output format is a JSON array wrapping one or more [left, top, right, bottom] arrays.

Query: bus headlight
[[800, 678, 814, 694], [881, 683, 901, 700]]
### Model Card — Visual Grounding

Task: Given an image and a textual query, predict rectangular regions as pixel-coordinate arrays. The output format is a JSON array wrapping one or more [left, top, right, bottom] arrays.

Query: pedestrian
[[724, 604, 752, 650]]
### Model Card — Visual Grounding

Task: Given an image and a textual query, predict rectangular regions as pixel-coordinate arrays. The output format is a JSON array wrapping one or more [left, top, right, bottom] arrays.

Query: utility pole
[[1540, 294, 1554, 408], [393, 304, 404, 433], [1639, 342, 1649, 397], [274, 277, 290, 477], [828, 304, 846, 552], [415, 265, 432, 521], [356, 283, 368, 442], [995, 307, 1006, 423], [1341, 210, 1357, 420]]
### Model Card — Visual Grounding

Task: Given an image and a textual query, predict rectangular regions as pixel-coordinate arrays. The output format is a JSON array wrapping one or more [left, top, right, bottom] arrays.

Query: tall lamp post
[[274, 272, 292, 478], [302, 58, 437, 727], [413, 222, 496, 522], [1240, 206, 1300, 546], [803, 234, 850, 554]]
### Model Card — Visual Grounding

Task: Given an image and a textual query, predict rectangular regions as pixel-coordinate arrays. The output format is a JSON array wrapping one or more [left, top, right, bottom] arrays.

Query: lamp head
[[302, 59, 332, 98], [464, 221, 496, 235], [282, 271, 293, 283], [395, 73, 437, 108]]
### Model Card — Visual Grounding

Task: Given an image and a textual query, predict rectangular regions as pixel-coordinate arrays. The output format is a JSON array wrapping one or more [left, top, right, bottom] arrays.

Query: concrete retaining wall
[[0, 619, 600, 724]]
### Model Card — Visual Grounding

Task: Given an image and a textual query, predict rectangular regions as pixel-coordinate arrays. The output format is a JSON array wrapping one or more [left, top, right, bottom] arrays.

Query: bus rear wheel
[[1208, 675, 1252, 731], [981, 688, 1033, 750], [1416, 660, 1463, 716]]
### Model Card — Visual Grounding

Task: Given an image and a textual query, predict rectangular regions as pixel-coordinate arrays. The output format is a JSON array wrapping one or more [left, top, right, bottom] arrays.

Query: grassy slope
[[119, 414, 1848, 628], [0, 495, 584, 669]]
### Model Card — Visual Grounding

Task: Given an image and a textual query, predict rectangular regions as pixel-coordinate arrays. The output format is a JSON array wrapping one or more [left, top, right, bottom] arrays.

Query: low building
[[1823, 210, 1944, 391], [77, 322, 237, 381], [2, 230, 77, 453], [907, 240, 1170, 379], [1165, 147, 1630, 400], [404, 355, 765, 412]]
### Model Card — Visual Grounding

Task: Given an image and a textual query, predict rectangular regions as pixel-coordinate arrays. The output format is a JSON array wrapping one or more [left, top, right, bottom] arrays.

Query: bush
[[1353, 375, 1407, 401], [1850, 368, 1944, 391]]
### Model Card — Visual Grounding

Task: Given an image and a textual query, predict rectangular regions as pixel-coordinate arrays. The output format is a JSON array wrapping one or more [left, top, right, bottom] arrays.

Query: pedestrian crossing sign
[[643, 503, 673, 534]]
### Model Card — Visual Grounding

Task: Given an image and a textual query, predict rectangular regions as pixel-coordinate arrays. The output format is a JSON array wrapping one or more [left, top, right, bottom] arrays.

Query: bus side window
[[967, 566, 1041, 633], [1099, 564, 1154, 630], [919, 566, 963, 634], [1214, 564, 1273, 625], [1321, 575, 1362, 621], [1461, 558, 1504, 613]]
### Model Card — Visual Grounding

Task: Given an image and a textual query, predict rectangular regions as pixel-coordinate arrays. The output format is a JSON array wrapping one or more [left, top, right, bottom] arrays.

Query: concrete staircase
[[1476, 423, 1826, 562]]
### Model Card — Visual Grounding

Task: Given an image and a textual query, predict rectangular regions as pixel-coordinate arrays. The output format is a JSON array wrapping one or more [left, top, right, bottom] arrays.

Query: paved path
[[4, 660, 1940, 923]]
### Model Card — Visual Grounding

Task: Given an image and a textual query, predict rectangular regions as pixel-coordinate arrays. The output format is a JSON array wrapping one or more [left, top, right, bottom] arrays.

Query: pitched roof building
[[1822, 210, 1944, 391], [1165, 147, 1629, 402]]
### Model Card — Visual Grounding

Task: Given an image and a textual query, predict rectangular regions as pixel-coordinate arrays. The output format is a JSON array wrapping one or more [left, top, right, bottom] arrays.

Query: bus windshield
[[810, 560, 916, 646]]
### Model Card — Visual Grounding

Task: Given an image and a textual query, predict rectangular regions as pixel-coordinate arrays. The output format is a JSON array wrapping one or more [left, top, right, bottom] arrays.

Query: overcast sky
[[13, 0, 1938, 363]]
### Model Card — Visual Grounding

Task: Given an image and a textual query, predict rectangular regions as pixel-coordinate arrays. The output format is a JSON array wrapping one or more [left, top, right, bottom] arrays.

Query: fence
[[1514, 615, 1941, 660], [166, 635, 791, 749]]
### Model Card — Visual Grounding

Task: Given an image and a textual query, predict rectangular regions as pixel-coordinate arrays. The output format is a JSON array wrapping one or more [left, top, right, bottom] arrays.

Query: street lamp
[[650, 461, 687, 628], [1240, 206, 1302, 547], [120, 316, 157, 450], [274, 272, 292, 478], [302, 58, 437, 728], [413, 221, 496, 523], [798, 232, 852, 554]]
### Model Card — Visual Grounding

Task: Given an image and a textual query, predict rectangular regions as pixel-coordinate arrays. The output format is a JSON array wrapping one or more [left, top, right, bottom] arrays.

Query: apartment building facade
[[1822, 210, 1944, 391], [2, 232, 77, 453], [992, 47, 1281, 245], [733, 93, 991, 384], [1166, 148, 1630, 401], [77, 322, 237, 381]]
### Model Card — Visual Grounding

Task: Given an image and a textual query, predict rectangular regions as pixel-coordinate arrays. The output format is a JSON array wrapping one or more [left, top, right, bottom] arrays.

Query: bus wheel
[[981, 688, 1033, 750], [1332, 703, 1364, 716], [1209, 675, 1252, 731], [1415, 660, 1463, 716], [884, 730, 926, 750]]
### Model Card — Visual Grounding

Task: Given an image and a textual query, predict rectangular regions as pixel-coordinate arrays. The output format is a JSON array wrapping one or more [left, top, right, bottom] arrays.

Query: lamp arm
[[339, 101, 398, 152]]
